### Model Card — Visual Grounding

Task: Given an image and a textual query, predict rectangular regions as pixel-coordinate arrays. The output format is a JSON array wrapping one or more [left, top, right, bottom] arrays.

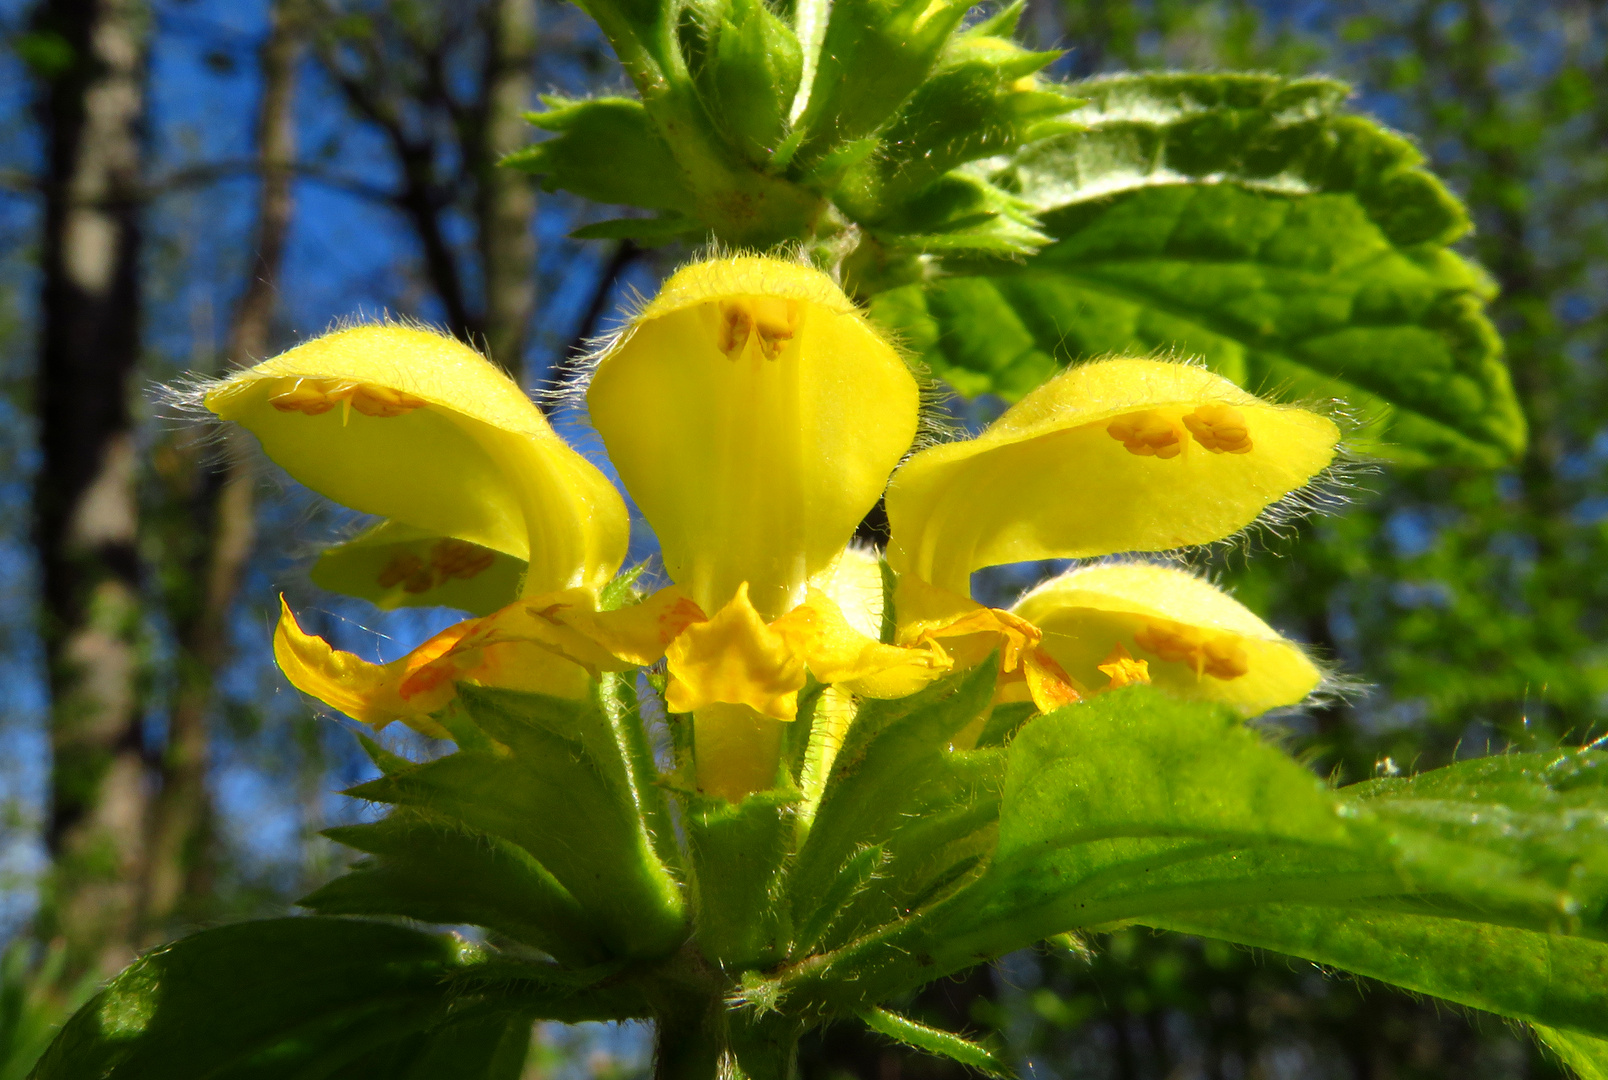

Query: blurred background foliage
[[0, 0, 1603, 1077]]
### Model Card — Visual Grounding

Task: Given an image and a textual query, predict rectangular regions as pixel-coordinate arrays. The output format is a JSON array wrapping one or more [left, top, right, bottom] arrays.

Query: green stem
[[651, 980, 803, 1080], [729, 1012, 803, 1080], [653, 994, 726, 1080]]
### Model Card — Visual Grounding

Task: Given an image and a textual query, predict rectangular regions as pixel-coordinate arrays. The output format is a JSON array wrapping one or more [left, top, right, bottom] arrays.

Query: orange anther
[[718, 301, 754, 358], [1134, 620, 1248, 680], [1107, 411, 1184, 458], [1200, 635, 1250, 679], [269, 379, 345, 415], [1023, 648, 1084, 710], [750, 298, 799, 359], [266, 377, 425, 419], [716, 298, 799, 360], [1183, 403, 1252, 454], [430, 538, 495, 580], [350, 384, 427, 418], [376, 552, 426, 589]]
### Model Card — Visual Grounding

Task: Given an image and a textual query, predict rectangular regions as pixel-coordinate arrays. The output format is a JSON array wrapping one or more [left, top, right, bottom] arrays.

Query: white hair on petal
[[151, 309, 477, 482], [546, 244, 960, 465]]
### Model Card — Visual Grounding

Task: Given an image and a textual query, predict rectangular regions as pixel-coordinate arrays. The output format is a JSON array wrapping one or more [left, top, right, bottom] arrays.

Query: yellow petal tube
[[808, 545, 888, 642], [1010, 562, 1323, 716], [310, 520, 524, 616], [206, 325, 629, 596], [587, 256, 921, 619], [273, 597, 592, 739], [884, 359, 1341, 594]]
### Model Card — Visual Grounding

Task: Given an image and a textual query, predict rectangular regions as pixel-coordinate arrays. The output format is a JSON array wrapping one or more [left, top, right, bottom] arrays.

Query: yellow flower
[[211, 256, 1338, 801], [1010, 562, 1323, 716], [205, 324, 629, 598], [272, 586, 705, 738], [880, 357, 1336, 723], [587, 257, 921, 620], [885, 358, 1339, 595]]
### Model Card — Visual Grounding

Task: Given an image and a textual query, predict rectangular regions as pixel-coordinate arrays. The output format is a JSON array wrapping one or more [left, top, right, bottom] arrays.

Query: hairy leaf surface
[[28, 919, 622, 1079], [869, 73, 1522, 466]]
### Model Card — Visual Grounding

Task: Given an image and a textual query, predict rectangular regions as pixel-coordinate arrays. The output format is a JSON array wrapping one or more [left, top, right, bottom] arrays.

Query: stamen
[[376, 542, 493, 595], [376, 552, 426, 589], [430, 538, 496, 580], [268, 379, 341, 415], [751, 298, 799, 359], [1107, 410, 1184, 458], [1182, 403, 1252, 454], [716, 298, 800, 360], [1133, 620, 1249, 680], [350, 384, 428, 418], [267, 377, 426, 419], [718, 301, 754, 358], [1200, 635, 1250, 679]]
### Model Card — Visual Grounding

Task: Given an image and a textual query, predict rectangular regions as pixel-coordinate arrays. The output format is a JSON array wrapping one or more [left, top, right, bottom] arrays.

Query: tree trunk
[[140, 0, 304, 942], [31, 0, 151, 979], [473, 0, 538, 380], [316, 0, 539, 378]]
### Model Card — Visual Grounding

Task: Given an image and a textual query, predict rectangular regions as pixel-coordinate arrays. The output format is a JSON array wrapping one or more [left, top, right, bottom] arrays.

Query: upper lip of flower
[[208, 253, 1340, 750]]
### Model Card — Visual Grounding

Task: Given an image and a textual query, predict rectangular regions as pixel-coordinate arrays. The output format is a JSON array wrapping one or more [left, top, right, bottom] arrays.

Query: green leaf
[[357, 1014, 533, 1080], [347, 687, 686, 960], [1145, 906, 1608, 1043], [1343, 750, 1608, 930], [300, 810, 608, 966], [570, 214, 704, 244], [932, 689, 1362, 958], [859, 1007, 1012, 1077], [831, 30, 1072, 224], [692, 0, 802, 165], [945, 695, 1608, 958], [506, 97, 695, 214], [1008, 75, 1461, 242], [973, 701, 1036, 748], [868, 73, 1524, 466], [30, 918, 548, 1080], [1537, 1025, 1608, 1080], [687, 790, 799, 968], [769, 691, 1608, 1013], [864, 172, 1049, 255], [790, 662, 1003, 951], [793, 844, 881, 954], [787, 0, 977, 169], [353, 730, 414, 777]]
